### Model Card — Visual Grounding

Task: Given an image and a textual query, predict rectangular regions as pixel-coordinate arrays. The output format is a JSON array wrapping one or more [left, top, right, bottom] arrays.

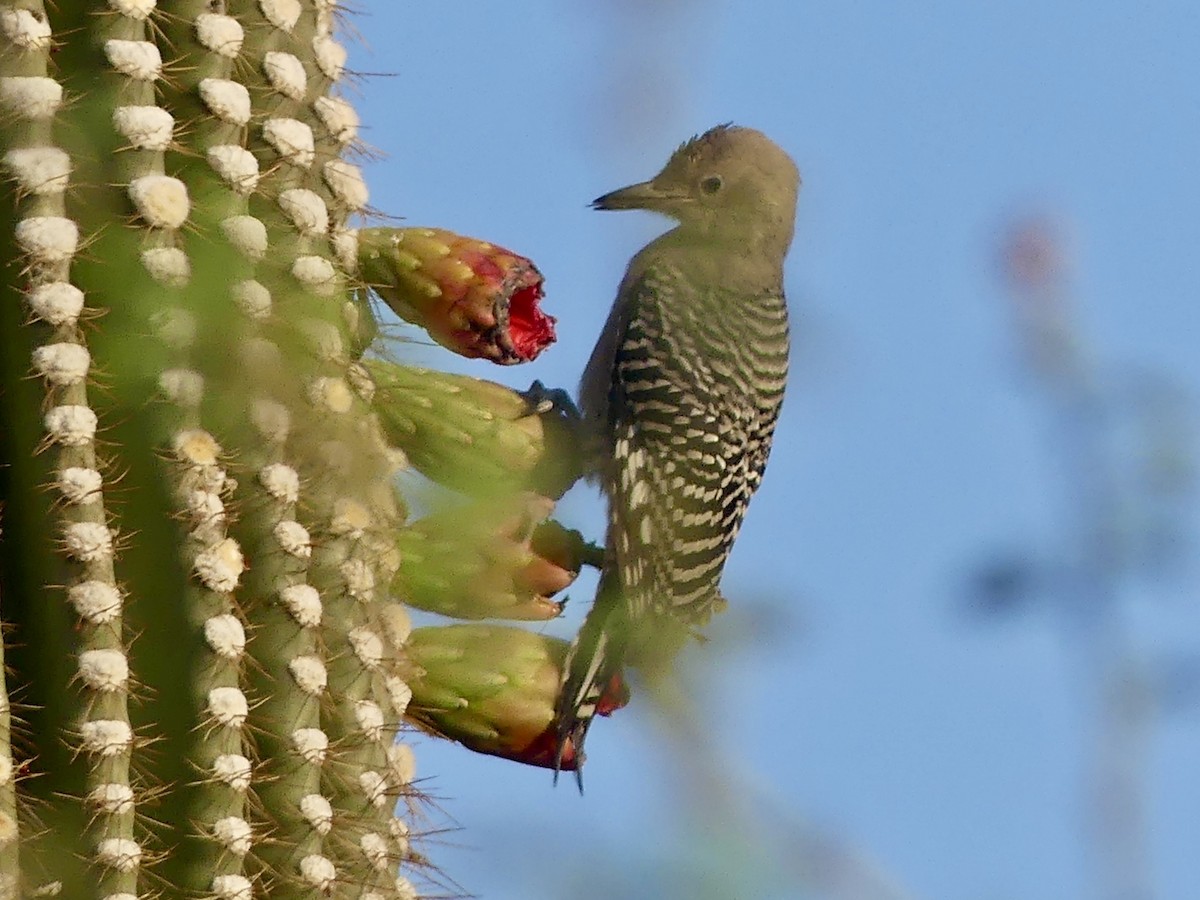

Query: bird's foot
[[579, 540, 606, 571], [520, 380, 581, 423]]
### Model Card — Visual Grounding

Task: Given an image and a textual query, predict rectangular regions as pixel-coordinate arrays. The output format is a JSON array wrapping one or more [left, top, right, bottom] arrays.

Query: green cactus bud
[[394, 493, 593, 621], [404, 625, 630, 771], [367, 358, 582, 499]]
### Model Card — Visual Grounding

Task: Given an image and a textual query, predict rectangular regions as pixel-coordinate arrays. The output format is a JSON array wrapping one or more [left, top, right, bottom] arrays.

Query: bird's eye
[[700, 175, 723, 195]]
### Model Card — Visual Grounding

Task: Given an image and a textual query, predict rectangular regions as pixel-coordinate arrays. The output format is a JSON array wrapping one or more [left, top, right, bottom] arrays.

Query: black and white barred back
[[554, 261, 789, 778], [610, 264, 789, 634]]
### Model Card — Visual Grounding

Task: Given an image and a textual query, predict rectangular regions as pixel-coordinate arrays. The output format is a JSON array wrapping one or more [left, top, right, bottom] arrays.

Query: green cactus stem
[[1, 0, 587, 894], [0, 1, 429, 895]]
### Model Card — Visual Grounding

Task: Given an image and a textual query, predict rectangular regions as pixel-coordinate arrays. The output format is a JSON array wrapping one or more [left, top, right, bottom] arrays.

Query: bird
[[554, 124, 800, 785]]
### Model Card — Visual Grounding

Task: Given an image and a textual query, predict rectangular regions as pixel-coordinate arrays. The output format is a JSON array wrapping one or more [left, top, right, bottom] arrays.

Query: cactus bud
[[367, 359, 581, 499], [394, 494, 591, 621], [359, 227, 556, 364], [404, 625, 629, 770]]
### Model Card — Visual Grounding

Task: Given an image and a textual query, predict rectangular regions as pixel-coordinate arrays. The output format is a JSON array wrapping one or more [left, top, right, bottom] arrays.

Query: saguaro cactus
[[0, 1, 437, 895]]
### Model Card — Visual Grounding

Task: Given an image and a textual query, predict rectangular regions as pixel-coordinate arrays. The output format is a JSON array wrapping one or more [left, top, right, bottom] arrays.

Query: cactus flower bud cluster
[[364, 340, 628, 776]]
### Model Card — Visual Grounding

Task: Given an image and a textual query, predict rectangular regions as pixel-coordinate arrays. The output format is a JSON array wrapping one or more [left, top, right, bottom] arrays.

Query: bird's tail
[[553, 571, 630, 789]]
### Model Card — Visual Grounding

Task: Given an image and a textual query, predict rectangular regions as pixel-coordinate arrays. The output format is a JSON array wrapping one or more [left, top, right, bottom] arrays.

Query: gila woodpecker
[[555, 124, 800, 782]]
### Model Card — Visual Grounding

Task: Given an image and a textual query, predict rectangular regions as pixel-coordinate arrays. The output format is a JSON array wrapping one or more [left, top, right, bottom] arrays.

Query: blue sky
[[350, 3, 1200, 898]]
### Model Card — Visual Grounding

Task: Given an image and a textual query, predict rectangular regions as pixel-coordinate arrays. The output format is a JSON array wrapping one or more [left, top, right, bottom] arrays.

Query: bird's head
[[592, 124, 800, 255]]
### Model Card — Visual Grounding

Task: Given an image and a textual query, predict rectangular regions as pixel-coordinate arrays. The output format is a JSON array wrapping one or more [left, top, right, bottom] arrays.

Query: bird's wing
[[606, 268, 760, 639], [553, 267, 786, 780], [553, 268, 750, 779]]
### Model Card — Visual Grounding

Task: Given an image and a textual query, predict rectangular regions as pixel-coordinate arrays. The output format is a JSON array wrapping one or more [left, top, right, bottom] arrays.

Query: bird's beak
[[591, 180, 688, 212]]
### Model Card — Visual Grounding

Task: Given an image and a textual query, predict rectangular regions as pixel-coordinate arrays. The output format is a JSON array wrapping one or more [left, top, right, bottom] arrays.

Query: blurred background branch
[[968, 215, 1200, 900]]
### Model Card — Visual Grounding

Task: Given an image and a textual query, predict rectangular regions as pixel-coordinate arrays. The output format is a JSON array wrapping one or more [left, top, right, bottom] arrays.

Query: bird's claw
[[580, 541, 606, 571], [520, 380, 581, 422]]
